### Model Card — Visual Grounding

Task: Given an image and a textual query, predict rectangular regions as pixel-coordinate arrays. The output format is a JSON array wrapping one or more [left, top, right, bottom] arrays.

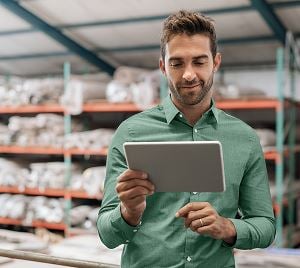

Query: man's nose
[[182, 65, 196, 81]]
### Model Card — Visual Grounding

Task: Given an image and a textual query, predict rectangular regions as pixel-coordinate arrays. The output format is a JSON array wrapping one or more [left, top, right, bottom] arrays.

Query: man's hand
[[176, 202, 237, 245], [116, 169, 155, 226]]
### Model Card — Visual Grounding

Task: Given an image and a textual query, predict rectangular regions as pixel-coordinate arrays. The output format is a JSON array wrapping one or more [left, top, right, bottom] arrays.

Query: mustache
[[178, 79, 204, 88]]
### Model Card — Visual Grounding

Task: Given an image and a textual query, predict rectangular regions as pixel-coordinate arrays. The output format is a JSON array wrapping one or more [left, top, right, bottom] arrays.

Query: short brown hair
[[160, 10, 217, 60]]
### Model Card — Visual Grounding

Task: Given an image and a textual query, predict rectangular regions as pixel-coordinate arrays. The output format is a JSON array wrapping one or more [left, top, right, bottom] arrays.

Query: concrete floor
[[0, 259, 69, 268]]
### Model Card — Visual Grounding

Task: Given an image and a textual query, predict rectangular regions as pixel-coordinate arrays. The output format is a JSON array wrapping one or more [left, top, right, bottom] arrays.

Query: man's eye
[[170, 63, 182, 68], [194, 62, 205, 65]]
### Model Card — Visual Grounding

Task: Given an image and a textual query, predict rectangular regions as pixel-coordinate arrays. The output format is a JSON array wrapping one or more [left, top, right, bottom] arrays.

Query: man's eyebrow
[[168, 55, 209, 61], [168, 57, 183, 62], [193, 55, 209, 60]]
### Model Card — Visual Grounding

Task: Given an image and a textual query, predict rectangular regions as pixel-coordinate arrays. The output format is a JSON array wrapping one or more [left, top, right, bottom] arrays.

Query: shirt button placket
[[193, 128, 198, 141]]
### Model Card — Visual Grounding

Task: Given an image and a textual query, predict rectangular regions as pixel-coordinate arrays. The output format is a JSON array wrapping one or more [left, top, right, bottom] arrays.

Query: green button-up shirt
[[98, 96, 276, 268]]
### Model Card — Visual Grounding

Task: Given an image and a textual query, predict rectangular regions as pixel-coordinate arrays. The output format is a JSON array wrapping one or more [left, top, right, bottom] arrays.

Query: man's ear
[[213, 53, 222, 72], [159, 58, 166, 76]]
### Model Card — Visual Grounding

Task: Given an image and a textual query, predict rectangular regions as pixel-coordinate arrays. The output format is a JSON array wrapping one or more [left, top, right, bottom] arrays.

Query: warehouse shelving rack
[[0, 53, 299, 242], [0, 92, 294, 235]]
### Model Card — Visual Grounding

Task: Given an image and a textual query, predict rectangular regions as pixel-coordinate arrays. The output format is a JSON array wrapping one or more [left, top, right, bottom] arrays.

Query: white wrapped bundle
[[87, 207, 101, 225], [7, 114, 84, 147], [60, 79, 108, 115], [106, 80, 132, 103], [22, 78, 64, 105], [71, 166, 106, 196], [7, 194, 27, 219], [8, 116, 37, 131], [255, 128, 276, 148], [64, 128, 114, 150], [0, 158, 29, 187], [107, 67, 160, 106], [28, 162, 80, 189], [70, 205, 92, 226], [82, 166, 106, 195], [113, 66, 151, 85], [0, 194, 27, 219], [26, 196, 64, 223], [0, 194, 12, 216], [0, 124, 11, 145]]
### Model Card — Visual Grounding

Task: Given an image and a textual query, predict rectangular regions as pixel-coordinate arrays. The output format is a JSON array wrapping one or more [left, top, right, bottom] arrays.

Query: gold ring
[[199, 218, 204, 227]]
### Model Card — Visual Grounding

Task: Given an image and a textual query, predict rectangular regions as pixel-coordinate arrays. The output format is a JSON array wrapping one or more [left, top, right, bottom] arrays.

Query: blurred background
[[0, 0, 299, 267]]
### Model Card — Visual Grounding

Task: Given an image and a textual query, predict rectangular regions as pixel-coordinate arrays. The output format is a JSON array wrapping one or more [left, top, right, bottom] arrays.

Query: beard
[[168, 72, 214, 106]]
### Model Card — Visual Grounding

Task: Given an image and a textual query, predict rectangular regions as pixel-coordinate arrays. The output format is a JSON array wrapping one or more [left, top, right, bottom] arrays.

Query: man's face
[[160, 34, 221, 106]]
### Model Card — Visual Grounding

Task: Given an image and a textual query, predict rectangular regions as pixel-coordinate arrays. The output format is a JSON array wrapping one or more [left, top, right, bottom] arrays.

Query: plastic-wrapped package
[[0, 124, 11, 145], [213, 83, 266, 99], [28, 162, 80, 189], [8, 195, 27, 219], [7, 114, 84, 147], [106, 80, 132, 103], [113, 66, 151, 85], [87, 207, 100, 225], [131, 80, 157, 110], [255, 128, 276, 148], [60, 79, 108, 115], [82, 166, 106, 195], [71, 166, 106, 196], [0, 158, 29, 188], [0, 194, 27, 219], [22, 78, 64, 105], [107, 67, 160, 107], [0, 194, 12, 216], [8, 116, 37, 132], [46, 198, 65, 223], [64, 128, 114, 150], [26, 196, 64, 223], [70, 205, 92, 226]]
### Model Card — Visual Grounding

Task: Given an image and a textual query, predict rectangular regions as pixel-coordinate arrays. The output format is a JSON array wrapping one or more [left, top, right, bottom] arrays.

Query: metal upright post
[[287, 52, 296, 247], [64, 62, 72, 235], [275, 47, 284, 247]]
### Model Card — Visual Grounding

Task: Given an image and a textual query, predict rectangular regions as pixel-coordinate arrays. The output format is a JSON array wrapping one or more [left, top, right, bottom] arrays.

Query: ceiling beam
[[0, 0, 115, 75], [250, 0, 286, 44], [0, 34, 282, 61], [1, 1, 300, 37], [0, 34, 284, 61]]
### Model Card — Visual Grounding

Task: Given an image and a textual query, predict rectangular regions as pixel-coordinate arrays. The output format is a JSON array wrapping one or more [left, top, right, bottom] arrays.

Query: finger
[[123, 196, 146, 211], [184, 209, 212, 228], [117, 178, 155, 193], [176, 202, 210, 218], [118, 169, 148, 182], [118, 185, 152, 201], [189, 215, 215, 232]]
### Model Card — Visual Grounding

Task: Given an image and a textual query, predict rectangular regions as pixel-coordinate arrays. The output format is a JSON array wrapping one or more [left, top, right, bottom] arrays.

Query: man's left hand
[[176, 202, 237, 245]]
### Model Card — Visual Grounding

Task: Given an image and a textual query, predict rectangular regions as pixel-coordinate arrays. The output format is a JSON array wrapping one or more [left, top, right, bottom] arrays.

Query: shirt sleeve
[[97, 122, 141, 249], [225, 133, 276, 249]]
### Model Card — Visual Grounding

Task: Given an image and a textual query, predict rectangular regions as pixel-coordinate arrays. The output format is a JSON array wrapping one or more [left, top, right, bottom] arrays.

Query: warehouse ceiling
[[0, 0, 299, 77]]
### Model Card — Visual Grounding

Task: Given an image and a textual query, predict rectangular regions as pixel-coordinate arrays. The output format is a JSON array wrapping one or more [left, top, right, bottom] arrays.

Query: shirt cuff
[[222, 218, 249, 249], [111, 204, 142, 244]]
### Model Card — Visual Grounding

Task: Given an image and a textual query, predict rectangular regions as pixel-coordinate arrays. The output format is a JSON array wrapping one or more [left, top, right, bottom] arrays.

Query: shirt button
[[193, 192, 197, 194], [187, 256, 192, 262], [194, 129, 198, 133], [125, 240, 130, 243], [133, 229, 138, 232], [179, 114, 183, 118]]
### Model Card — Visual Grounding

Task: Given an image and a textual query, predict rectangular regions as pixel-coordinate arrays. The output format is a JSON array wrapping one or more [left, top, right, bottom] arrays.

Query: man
[[98, 10, 275, 267]]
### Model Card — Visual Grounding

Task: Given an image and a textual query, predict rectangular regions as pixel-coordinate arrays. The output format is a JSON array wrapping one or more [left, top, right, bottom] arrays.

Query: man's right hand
[[116, 169, 155, 226]]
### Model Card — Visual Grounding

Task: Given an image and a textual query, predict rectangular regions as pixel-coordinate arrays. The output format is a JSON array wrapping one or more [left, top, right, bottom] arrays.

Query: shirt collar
[[162, 95, 219, 125]]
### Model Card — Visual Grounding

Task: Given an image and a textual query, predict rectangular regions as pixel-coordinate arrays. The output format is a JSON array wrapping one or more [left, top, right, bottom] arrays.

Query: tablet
[[123, 141, 225, 192]]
